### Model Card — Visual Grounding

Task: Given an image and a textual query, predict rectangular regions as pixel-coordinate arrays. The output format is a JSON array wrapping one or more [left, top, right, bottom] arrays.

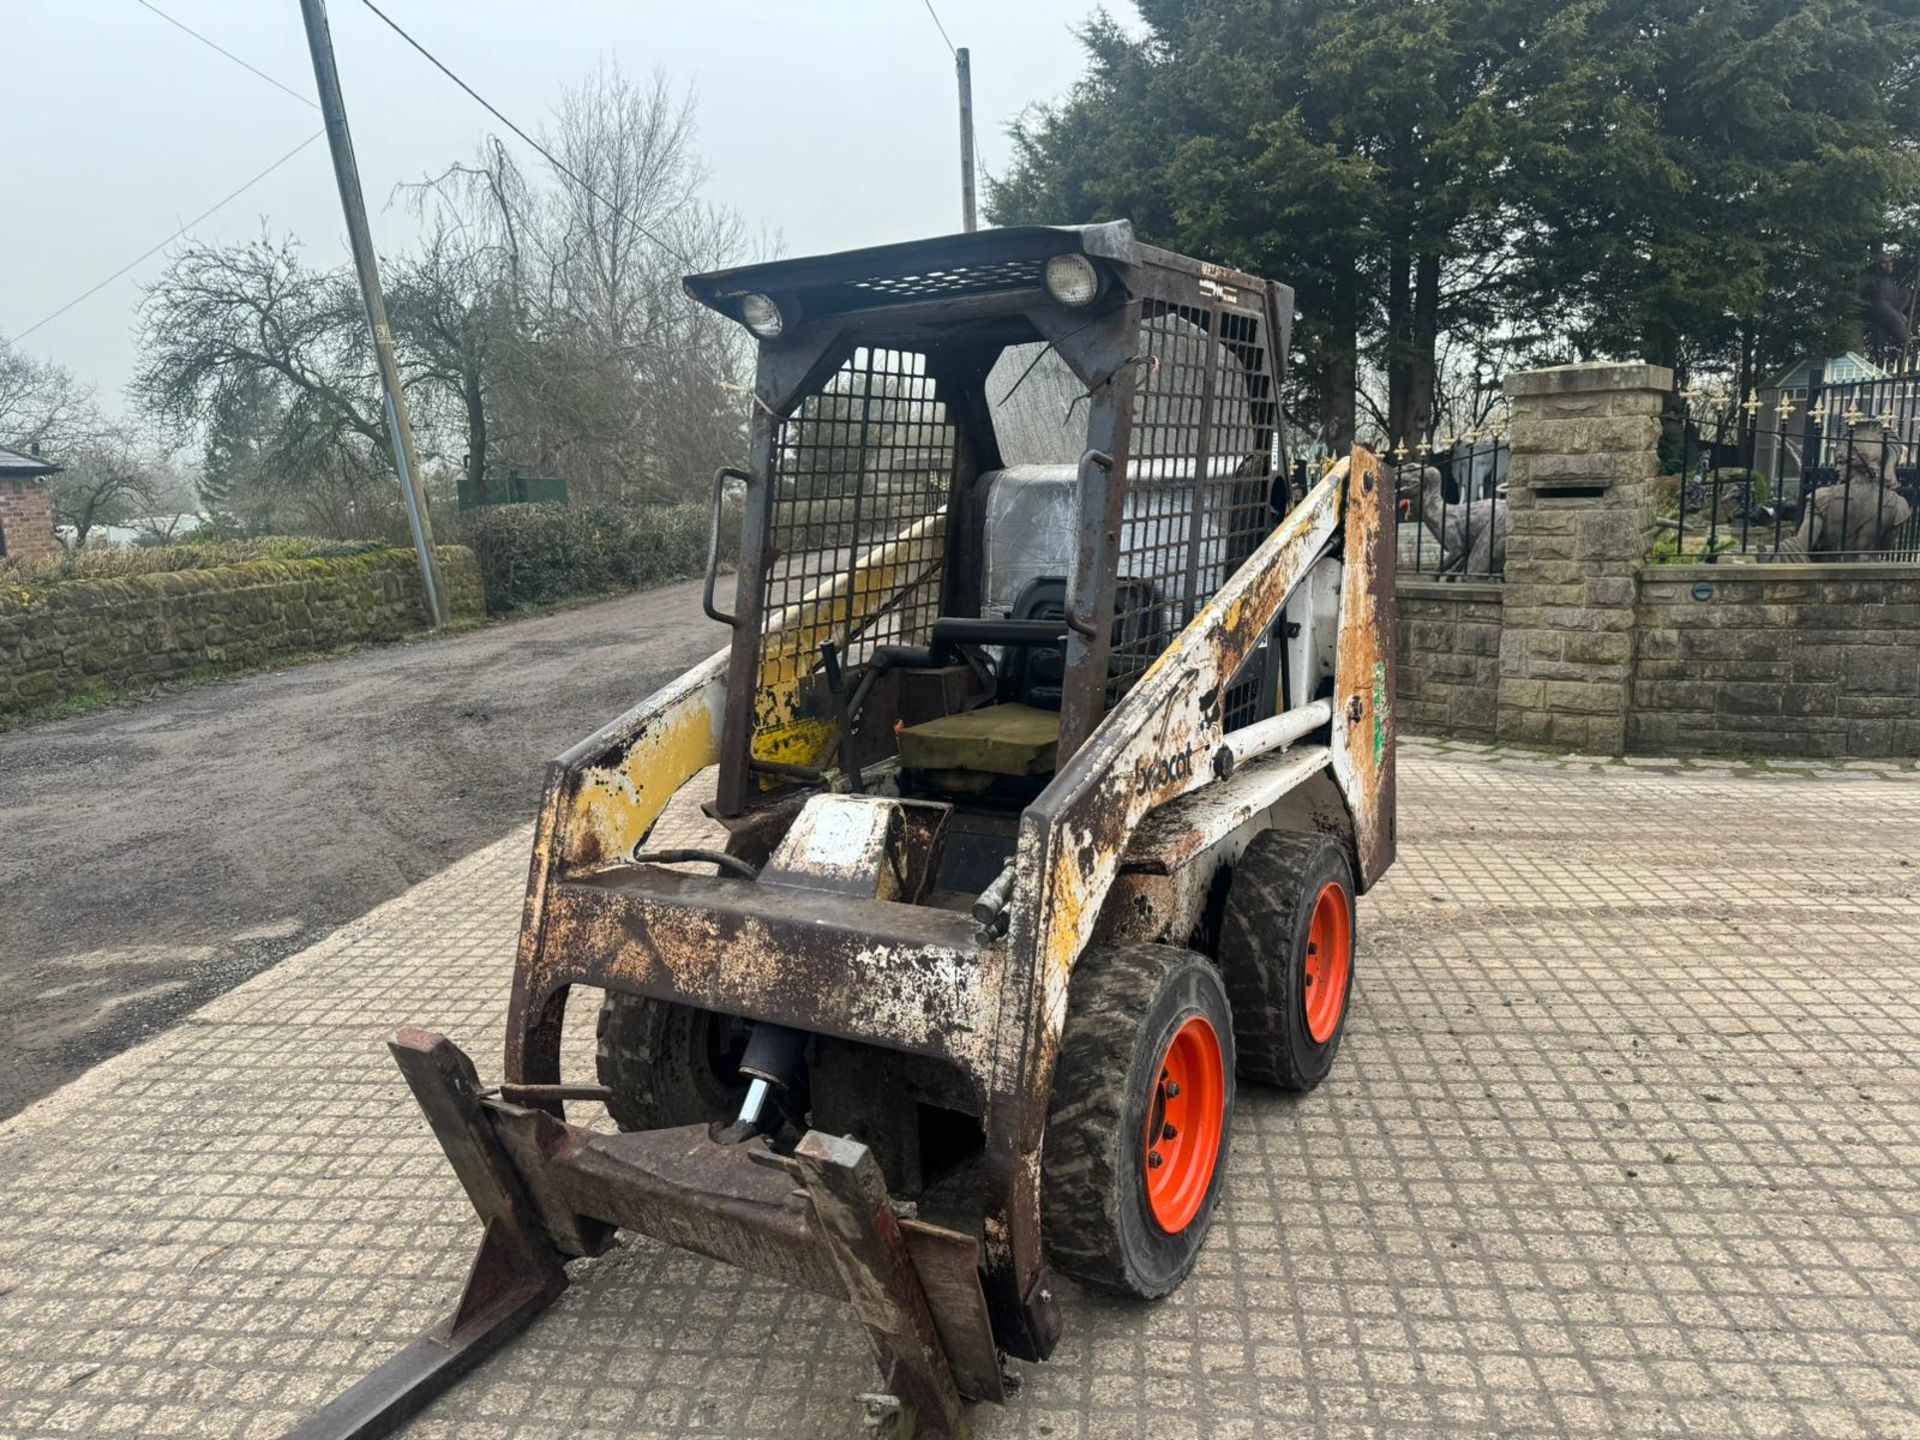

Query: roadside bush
[[0, 536, 386, 588], [457, 502, 733, 614]]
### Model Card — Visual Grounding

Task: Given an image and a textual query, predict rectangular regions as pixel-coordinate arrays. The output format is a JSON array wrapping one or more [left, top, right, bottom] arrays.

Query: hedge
[[456, 502, 735, 614]]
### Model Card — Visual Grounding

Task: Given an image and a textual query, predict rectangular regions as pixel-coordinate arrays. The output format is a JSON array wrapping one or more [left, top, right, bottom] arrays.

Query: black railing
[[1669, 366, 1920, 564], [1385, 435, 1510, 580]]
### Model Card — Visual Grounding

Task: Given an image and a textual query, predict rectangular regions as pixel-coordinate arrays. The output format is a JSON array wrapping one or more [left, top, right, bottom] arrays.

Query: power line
[[134, 0, 318, 110], [921, 0, 957, 57], [11, 130, 325, 344], [917, 1, 998, 198], [12, 5, 320, 342], [354, 0, 695, 271]]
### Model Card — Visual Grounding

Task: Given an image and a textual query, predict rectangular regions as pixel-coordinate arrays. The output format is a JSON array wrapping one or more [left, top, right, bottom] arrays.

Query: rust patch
[[532, 869, 1005, 1078], [1327, 447, 1397, 888]]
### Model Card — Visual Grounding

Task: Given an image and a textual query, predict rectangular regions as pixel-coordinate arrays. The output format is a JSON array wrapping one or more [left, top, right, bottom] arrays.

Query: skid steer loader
[[290, 221, 1396, 1440]]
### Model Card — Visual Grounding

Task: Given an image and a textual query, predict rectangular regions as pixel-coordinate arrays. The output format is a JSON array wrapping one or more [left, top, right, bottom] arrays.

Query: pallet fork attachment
[[286, 1029, 994, 1440]]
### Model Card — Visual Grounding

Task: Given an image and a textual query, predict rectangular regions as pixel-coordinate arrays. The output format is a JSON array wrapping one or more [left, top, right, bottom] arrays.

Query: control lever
[[820, 641, 865, 795]]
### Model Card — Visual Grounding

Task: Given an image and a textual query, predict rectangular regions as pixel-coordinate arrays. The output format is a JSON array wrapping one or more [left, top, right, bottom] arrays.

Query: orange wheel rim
[[1143, 1015, 1225, 1233], [1303, 881, 1352, 1045]]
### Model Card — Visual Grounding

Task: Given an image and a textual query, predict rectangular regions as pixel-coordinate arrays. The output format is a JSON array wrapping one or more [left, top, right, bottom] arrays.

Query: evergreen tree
[[1499, 0, 1920, 388], [992, 0, 1920, 446]]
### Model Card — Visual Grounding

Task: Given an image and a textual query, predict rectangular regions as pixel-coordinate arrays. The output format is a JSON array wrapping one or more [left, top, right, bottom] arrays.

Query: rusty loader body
[[292, 222, 1397, 1440]]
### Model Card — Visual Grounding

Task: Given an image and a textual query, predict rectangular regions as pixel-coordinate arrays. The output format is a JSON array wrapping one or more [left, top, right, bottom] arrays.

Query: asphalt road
[[0, 578, 727, 1119]]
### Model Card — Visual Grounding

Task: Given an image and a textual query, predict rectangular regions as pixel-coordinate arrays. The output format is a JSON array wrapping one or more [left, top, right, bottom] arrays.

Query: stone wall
[[1394, 358, 1918, 759], [1395, 579, 1503, 741], [1400, 559, 1919, 758], [0, 478, 55, 562], [0, 546, 483, 713], [1633, 564, 1920, 758]]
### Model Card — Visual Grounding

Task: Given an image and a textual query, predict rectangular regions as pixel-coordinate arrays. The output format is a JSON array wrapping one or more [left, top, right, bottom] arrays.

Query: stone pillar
[[1496, 361, 1669, 752]]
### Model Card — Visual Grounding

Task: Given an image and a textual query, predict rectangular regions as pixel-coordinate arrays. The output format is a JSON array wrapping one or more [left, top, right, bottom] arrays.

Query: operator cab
[[682, 223, 1308, 882]]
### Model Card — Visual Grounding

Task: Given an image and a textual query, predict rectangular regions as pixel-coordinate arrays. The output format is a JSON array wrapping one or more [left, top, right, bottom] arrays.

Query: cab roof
[[682, 222, 1140, 330]]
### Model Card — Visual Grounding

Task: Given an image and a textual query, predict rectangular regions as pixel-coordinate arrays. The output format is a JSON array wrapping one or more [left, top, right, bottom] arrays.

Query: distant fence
[[1387, 435, 1510, 579], [1391, 358, 1920, 760], [1669, 362, 1920, 563], [1295, 435, 1512, 579]]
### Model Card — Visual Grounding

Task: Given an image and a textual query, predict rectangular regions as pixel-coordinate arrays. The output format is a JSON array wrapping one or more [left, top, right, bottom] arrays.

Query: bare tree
[[138, 233, 381, 448], [389, 220, 518, 506], [0, 339, 106, 456], [540, 66, 702, 352], [133, 69, 757, 534], [52, 428, 159, 549], [136, 233, 411, 539], [391, 139, 535, 506], [381, 78, 755, 510], [526, 65, 753, 504]]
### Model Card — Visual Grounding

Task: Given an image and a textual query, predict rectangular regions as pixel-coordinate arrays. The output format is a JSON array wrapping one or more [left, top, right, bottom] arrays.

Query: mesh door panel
[[754, 348, 953, 756], [1112, 299, 1279, 718]]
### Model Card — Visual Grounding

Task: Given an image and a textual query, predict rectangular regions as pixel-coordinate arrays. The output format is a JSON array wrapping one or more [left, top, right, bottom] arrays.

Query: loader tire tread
[[595, 992, 747, 1132], [1217, 828, 1355, 1092], [1042, 941, 1234, 1299]]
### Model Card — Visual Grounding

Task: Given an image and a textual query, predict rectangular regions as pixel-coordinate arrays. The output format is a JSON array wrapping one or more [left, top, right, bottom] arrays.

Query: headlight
[[1044, 253, 1101, 307], [739, 292, 785, 339]]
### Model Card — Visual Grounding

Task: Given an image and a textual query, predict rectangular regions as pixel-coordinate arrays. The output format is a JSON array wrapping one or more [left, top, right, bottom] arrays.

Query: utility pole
[[956, 46, 977, 233], [298, 0, 447, 626]]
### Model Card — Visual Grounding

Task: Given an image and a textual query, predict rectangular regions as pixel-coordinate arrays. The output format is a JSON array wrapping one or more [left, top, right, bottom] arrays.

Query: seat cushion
[[896, 703, 1062, 777]]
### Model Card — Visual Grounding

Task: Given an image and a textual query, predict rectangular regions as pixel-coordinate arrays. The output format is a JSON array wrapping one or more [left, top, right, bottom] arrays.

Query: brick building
[[0, 446, 59, 561]]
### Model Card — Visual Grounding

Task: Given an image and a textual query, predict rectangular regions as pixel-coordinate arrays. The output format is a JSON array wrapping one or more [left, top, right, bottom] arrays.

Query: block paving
[[1, 738, 1917, 1439]]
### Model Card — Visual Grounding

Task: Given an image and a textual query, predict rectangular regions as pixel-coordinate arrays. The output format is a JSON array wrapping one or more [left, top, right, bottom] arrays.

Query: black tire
[[594, 993, 750, 1132], [1217, 828, 1357, 1092], [1042, 942, 1236, 1298]]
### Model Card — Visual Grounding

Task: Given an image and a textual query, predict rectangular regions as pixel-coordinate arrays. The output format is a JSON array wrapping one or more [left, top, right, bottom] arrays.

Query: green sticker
[[1372, 659, 1389, 766]]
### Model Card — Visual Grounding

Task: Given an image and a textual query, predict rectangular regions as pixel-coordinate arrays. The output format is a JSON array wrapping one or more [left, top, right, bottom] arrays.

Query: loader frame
[[291, 224, 1396, 1440]]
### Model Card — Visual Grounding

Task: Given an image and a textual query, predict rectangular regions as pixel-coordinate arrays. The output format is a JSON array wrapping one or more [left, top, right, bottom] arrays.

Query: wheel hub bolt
[[1165, 1082, 1181, 1098], [1163, 1123, 1177, 1140], [1148, 1150, 1163, 1168]]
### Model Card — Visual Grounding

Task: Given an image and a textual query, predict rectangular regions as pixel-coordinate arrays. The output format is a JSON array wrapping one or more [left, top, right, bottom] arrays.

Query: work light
[[739, 292, 785, 339], [1044, 253, 1102, 307]]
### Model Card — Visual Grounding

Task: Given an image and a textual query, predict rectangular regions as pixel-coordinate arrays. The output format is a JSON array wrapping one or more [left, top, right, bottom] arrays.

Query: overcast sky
[[2, 1, 1132, 413]]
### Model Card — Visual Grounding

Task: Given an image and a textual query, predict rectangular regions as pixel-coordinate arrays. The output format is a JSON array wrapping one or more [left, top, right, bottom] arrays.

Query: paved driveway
[[0, 578, 726, 1118], [0, 741, 1916, 1439]]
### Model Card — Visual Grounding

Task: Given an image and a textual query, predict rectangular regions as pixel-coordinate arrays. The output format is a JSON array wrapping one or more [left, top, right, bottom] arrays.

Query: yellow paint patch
[[752, 716, 837, 770], [749, 518, 945, 777], [566, 678, 725, 866]]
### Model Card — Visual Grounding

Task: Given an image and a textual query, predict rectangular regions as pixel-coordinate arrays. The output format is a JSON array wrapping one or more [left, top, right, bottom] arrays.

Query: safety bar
[[930, 617, 1069, 660]]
